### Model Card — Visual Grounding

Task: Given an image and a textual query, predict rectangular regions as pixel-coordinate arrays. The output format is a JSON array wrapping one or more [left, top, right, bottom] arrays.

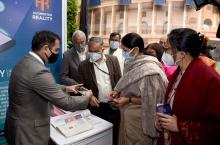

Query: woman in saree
[[111, 33, 168, 145]]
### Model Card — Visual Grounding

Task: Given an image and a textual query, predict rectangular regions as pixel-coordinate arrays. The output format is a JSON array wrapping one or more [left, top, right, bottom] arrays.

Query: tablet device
[[0, 32, 15, 52]]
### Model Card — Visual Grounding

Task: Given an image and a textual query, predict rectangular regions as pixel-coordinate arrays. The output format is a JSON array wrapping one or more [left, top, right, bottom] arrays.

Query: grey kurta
[[114, 55, 168, 145], [5, 54, 90, 145]]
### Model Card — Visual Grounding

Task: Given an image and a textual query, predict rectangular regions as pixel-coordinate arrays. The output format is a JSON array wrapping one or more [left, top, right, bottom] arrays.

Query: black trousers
[[88, 103, 120, 145]]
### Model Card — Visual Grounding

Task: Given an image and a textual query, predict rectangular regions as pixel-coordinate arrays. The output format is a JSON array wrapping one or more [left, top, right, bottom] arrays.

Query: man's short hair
[[110, 32, 121, 40], [32, 30, 60, 52], [72, 30, 86, 43], [88, 37, 103, 47]]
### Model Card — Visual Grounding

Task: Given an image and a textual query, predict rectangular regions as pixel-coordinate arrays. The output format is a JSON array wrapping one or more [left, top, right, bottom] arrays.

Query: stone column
[[151, 4, 155, 34], [213, 6, 218, 29], [123, 6, 128, 34], [183, 5, 187, 28], [99, 7, 104, 36], [167, 0, 172, 33], [197, 9, 202, 31], [111, 5, 115, 32], [90, 9, 94, 35], [137, 3, 142, 33]]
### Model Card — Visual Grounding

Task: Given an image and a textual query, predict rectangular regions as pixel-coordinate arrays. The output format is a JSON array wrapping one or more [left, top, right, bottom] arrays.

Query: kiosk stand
[[50, 110, 113, 145]]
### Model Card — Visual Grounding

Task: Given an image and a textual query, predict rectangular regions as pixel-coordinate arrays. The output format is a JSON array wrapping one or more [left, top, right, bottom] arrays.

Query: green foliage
[[67, 0, 78, 48]]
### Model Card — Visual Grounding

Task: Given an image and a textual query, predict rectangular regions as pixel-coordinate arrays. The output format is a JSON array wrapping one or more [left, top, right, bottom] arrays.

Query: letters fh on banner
[[36, 0, 50, 11]]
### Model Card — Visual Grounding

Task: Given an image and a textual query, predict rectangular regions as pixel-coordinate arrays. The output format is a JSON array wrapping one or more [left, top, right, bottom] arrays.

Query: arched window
[[118, 23, 123, 34], [203, 19, 212, 30], [163, 21, 168, 34], [204, 19, 212, 26], [142, 21, 148, 34]]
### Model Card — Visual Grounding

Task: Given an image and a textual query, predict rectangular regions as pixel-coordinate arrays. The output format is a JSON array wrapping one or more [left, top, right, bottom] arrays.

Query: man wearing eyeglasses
[[78, 37, 121, 145]]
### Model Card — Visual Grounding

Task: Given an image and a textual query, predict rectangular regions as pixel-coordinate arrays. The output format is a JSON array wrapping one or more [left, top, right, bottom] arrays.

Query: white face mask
[[162, 52, 175, 66], [109, 41, 119, 49], [89, 52, 102, 63], [122, 47, 139, 64]]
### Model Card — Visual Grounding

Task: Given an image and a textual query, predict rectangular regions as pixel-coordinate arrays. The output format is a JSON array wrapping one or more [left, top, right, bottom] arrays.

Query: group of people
[[4, 27, 220, 145]]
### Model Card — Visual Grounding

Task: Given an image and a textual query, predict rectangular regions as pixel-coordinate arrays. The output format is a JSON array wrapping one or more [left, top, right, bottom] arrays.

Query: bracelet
[[129, 97, 132, 103]]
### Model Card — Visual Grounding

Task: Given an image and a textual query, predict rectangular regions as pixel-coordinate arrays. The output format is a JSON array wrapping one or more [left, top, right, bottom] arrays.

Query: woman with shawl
[[111, 33, 168, 145]]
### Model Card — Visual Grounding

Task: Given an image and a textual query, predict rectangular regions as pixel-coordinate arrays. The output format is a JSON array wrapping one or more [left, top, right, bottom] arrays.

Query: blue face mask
[[109, 41, 119, 49], [122, 50, 135, 64], [162, 52, 175, 66], [89, 52, 102, 62]]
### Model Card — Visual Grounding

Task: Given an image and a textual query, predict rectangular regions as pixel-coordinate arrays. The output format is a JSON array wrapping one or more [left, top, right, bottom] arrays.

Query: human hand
[[156, 113, 179, 132], [83, 89, 93, 98], [89, 96, 100, 107], [109, 91, 120, 101], [112, 97, 129, 107], [155, 115, 163, 132], [65, 84, 83, 93]]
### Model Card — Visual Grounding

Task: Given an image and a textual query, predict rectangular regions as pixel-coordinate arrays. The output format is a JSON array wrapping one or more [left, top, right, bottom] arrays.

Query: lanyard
[[93, 63, 110, 75]]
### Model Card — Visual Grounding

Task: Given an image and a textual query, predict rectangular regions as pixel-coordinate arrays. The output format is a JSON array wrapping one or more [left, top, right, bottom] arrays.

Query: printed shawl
[[114, 55, 168, 137]]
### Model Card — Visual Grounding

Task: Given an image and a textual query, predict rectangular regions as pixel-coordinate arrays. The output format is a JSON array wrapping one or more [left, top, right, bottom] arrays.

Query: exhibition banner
[[0, 0, 64, 144]]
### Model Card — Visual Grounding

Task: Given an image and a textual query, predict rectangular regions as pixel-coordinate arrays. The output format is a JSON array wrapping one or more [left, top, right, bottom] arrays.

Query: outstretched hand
[[109, 91, 120, 101], [112, 97, 129, 107], [89, 96, 100, 107], [65, 84, 83, 93]]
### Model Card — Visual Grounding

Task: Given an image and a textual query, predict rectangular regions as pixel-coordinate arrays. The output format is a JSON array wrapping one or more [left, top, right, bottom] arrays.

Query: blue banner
[[185, 0, 194, 6], [119, 0, 131, 5], [89, 0, 100, 7], [154, 0, 166, 6], [0, 0, 63, 144]]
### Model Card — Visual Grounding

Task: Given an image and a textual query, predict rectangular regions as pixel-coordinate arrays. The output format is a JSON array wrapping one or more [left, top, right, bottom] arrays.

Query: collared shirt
[[77, 51, 87, 62], [104, 47, 124, 75], [93, 56, 112, 103], [29, 51, 44, 65], [76, 46, 88, 62]]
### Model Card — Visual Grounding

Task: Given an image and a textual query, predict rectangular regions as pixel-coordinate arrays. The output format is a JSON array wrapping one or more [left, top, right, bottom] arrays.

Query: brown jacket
[[78, 55, 121, 98]]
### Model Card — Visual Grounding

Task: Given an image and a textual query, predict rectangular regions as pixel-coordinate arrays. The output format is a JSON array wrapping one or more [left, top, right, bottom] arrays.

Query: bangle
[[129, 97, 132, 103]]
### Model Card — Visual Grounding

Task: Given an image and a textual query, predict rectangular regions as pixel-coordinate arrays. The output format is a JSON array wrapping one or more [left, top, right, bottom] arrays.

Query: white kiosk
[[50, 110, 113, 145]]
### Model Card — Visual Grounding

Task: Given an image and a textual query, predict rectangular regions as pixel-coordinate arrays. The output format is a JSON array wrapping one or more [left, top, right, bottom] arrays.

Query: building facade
[[79, 0, 219, 46]]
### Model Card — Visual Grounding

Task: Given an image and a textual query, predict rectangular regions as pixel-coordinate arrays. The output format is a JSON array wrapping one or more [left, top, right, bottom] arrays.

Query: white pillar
[[90, 9, 94, 35], [151, 5, 155, 34], [183, 5, 187, 28], [197, 9, 202, 30], [137, 3, 142, 33], [111, 5, 115, 33], [123, 6, 128, 34], [213, 6, 218, 29], [167, 0, 172, 33], [99, 7, 104, 36]]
